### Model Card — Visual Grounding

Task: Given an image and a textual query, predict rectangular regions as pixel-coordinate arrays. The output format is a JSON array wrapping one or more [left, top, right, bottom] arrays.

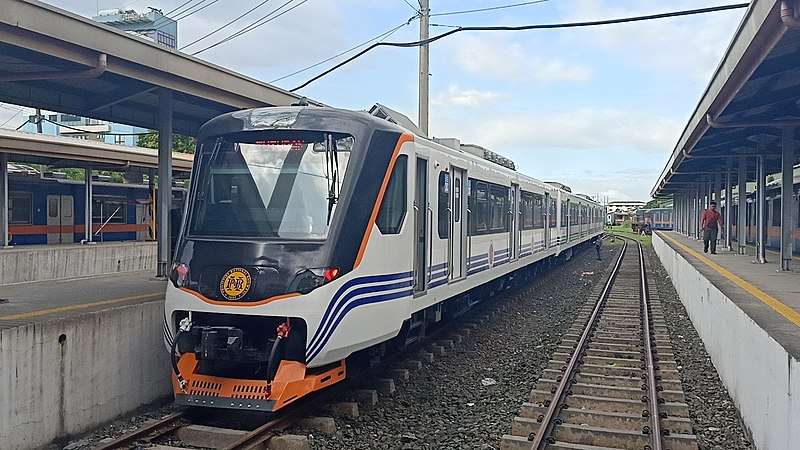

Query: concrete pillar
[[157, 88, 173, 277], [724, 162, 733, 250], [756, 154, 767, 263], [1, 152, 8, 247], [780, 126, 795, 270], [84, 166, 92, 243], [738, 157, 747, 255]]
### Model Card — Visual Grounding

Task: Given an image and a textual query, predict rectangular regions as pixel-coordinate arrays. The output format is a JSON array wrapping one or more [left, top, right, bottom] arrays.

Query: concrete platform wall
[[653, 234, 800, 450], [0, 241, 157, 285], [0, 300, 171, 449]]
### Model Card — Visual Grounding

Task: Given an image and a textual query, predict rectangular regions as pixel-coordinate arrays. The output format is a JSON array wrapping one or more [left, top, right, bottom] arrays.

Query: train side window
[[9, 192, 33, 225], [771, 198, 781, 227], [532, 193, 544, 229], [93, 196, 127, 224], [376, 155, 407, 235], [561, 201, 568, 227], [48, 198, 58, 218], [489, 185, 507, 232], [549, 199, 557, 228], [437, 171, 450, 239], [454, 177, 461, 222], [520, 191, 533, 230], [471, 181, 488, 234]]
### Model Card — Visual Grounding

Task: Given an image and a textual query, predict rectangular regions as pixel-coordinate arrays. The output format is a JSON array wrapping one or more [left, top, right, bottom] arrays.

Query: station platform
[[0, 270, 172, 450], [653, 231, 799, 450], [0, 269, 165, 329]]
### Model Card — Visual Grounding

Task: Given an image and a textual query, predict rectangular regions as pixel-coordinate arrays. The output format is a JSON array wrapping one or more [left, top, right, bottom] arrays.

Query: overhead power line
[[270, 18, 418, 84], [180, 0, 273, 50], [189, 0, 312, 55], [431, 0, 549, 17], [290, 3, 750, 92]]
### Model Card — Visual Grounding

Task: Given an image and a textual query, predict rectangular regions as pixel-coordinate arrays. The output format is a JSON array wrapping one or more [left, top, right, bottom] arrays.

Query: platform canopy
[[652, 0, 800, 197], [0, 127, 193, 173], [0, 0, 321, 137]]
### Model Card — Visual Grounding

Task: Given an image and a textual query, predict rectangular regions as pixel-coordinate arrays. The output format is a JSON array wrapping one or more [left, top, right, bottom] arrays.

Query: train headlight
[[170, 263, 190, 288], [288, 267, 340, 295]]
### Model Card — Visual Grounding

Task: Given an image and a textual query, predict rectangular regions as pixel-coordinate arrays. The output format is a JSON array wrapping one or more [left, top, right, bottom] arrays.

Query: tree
[[137, 132, 196, 154], [644, 198, 672, 209]]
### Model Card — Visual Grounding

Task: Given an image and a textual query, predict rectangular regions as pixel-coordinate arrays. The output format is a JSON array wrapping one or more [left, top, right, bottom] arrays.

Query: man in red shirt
[[700, 201, 724, 254]]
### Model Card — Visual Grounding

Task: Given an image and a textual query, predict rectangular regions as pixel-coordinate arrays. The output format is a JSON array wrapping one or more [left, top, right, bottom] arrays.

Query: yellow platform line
[[0, 292, 163, 321], [658, 232, 800, 328]]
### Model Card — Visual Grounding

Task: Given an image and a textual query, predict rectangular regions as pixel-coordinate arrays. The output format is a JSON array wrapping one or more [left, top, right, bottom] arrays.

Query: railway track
[[501, 237, 698, 450], [93, 405, 309, 450]]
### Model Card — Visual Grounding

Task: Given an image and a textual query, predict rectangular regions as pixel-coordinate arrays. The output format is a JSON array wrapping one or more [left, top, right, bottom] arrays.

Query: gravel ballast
[[644, 246, 752, 450], [310, 241, 753, 450], [54, 240, 754, 450], [310, 245, 615, 450]]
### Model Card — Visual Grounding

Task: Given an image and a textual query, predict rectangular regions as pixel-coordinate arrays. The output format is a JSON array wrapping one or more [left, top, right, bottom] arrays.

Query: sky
[[0, 0, 749, 202]]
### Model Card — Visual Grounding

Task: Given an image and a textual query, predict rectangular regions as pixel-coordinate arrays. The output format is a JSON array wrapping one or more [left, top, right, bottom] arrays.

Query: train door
[[510, 183, 520, 261], [449, 167, 466, 280], [544, 193, 551, 249], [414, 157, 429, 294], [47, 195, 74, 244]]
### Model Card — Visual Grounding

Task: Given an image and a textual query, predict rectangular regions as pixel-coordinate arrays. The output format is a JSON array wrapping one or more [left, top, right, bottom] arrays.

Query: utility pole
[[418, 0, 430, 135]]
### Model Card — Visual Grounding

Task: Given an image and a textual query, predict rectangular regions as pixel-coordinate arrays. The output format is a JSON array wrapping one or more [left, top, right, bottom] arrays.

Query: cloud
[[0, 104, 33, 129], [559, 0, 745, 82], [447, 34, 593, 83], [431, 85, 502, 108], [434, 108, 682, 153]]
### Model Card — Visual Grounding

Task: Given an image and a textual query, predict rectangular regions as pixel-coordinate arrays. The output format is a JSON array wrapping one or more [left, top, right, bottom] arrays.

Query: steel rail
[[94, 410, 186, 450], [530, 238, 629, 448], [638, 240, 664, 450]]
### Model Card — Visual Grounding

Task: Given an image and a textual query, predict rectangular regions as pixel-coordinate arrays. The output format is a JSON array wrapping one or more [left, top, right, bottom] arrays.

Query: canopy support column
[[84, 165, 92, 243], [738, 157, 747, 255], [157, 87, 173, 278], [724, 162, 733, 251], [780, 126, 795, 270], [756, 153, 767, 263], [1, 152, 8, 247]]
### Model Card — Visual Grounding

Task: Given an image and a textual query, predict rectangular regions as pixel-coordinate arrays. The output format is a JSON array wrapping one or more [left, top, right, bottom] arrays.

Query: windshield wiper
[[325, 134, 339, 225]]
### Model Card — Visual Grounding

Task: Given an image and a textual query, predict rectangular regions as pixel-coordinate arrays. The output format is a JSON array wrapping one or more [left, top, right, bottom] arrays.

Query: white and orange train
[[164, 106, 603, 411]]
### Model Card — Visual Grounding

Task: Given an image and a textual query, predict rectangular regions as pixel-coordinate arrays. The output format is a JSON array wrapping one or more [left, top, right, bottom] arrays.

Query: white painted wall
[[0, 300, 171, 449], [653, 234, 800, 450], [0, 241, 157, 285]]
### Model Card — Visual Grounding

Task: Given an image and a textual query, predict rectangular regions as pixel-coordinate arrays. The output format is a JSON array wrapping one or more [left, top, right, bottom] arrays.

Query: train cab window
[[532, 193, 544, 229], [438, 171, 450, 238], [489, 185, 507, 232], [188, 133, 352, 239], [549, 198, 557, 228], [9, 192, 33, 225], [470, 181, 489, 234], [521, 192, 534, 230], [93, 196, 127, 224], [376, 155, 407, 235]]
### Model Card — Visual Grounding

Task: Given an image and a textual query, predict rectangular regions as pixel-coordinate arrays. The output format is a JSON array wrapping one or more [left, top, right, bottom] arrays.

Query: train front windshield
[[187, 133, 352, 240]]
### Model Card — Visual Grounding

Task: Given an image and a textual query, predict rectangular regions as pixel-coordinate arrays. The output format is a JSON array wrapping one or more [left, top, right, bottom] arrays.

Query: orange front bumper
[[172, 353, 346, 411]]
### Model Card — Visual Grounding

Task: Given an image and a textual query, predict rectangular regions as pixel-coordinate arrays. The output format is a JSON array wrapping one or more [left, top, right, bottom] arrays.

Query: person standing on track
[[592, 235, 603, 260], [700, 201, 723, 254]]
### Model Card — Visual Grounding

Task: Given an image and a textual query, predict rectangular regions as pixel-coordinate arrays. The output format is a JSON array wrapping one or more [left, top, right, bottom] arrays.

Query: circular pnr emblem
[[220, 268, 251, 301]]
